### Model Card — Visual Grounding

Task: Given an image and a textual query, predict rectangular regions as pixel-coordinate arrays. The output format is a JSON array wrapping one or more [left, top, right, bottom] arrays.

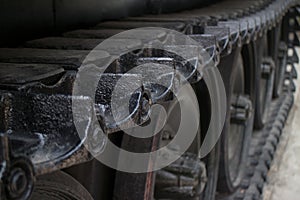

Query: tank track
[[0, 0, 299, 199], [220, 89, 294, 200]]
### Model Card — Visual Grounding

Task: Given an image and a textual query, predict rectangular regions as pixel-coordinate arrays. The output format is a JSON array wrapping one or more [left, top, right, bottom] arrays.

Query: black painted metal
[[0, 0, 216, 46], [0, 0, 299, 199]]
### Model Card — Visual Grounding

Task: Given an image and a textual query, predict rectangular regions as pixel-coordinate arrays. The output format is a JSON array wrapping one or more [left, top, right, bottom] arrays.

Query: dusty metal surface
[[0, 0, 299, 199]]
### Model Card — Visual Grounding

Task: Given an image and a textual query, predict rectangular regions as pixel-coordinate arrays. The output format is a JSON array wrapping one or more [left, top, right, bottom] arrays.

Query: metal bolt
[[278, 42, 287, 59], [89, 126, 106, 155], [230, 94, 253, 124], [261, 58, 275, 78], [141, 97, 150, 116], [261, 63, 272, 77], [140, 92, 153, 123]]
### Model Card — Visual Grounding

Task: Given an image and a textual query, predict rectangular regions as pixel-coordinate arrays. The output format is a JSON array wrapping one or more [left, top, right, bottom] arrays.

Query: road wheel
[[269, 25, 284, 98], [30, 171, 94, 200], [218, 53, 253, 194], [113, 81, 220, 200], [254, 36, 275, 129]]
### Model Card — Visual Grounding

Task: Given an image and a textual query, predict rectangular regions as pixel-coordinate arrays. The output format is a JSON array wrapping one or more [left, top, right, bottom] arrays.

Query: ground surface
[[263, 47, 300, 200]]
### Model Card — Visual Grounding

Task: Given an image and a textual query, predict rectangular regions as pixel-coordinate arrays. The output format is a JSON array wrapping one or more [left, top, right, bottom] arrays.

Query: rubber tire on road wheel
[[268, 25, 283, 98], [31, 171, 94, 200]]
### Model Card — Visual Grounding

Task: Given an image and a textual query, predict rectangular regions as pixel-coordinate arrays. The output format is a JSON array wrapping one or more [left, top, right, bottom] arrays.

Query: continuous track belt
[[0, 0, 299, 199], [219, 88, 295, 200]]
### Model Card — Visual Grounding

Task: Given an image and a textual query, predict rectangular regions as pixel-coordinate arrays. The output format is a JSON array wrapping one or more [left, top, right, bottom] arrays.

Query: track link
[[219, 89, 294, 200], [0, 0, 299, 199]]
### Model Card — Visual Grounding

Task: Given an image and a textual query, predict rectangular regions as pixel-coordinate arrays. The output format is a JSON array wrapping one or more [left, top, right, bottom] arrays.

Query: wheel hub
[[230, 94, 253, 124]]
